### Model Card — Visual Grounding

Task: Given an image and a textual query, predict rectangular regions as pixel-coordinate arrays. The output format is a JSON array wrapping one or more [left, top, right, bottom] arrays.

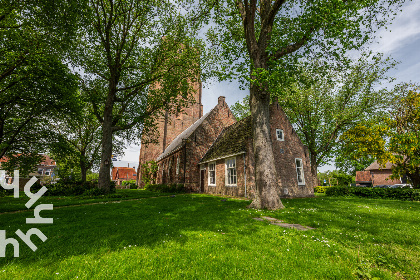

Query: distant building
[[112, 167, 137, 187], [355, 161, 408, 186], [0, 154, 57, 188]]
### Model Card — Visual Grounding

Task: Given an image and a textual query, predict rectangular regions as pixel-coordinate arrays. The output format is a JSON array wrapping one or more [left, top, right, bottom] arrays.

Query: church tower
[[137, 81, 203, 185]]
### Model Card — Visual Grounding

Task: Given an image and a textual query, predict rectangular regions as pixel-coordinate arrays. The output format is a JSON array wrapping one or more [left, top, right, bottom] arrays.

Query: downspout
[[243, 153, 247, 198]]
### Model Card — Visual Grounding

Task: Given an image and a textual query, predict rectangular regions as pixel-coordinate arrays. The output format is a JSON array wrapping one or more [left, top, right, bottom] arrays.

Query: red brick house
[[355, 161, 408, 186], [138, 92, 315, 199], [112, 167, 137, 187]]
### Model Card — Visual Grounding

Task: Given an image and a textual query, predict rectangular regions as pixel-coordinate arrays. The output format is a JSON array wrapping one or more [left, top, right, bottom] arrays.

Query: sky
[[115, 0, 420, 172]]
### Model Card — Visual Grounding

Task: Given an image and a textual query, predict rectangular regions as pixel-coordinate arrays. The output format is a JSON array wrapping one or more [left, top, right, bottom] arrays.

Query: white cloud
[[371, 1, 420, 54]]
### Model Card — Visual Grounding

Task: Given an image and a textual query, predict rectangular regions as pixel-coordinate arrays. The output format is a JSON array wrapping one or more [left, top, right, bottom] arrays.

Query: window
[[295, 158, 305, 185], [162, 162, 165, 176], [225, 158, 237, 186], [208, 162, 216, 186], [276, 129, 284, 141], [176, 157, 180, 175], [45, 169, 51, 176]]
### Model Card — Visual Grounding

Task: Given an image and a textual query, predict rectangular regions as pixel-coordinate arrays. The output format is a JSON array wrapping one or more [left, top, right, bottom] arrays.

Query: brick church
[[137, 82, 315, 199]]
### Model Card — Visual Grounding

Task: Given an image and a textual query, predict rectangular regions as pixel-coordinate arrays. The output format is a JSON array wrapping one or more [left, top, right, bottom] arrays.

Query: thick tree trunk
[[310, 154, 318, 186], [80, 164, 87, 182], [98, 96, 114, 192], [248, 79, 284, 210]]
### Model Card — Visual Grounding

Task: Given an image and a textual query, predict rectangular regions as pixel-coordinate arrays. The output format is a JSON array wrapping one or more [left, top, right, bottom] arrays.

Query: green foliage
[[314, 186, 331, 193], [326, 186, 420, 201], [318, 170, 354, 187], [0, 1, 82, 162], [0, 154, 45, 178], [145, 183, 185, 193], [340, 83, 420, 188], [122, 180, 137, 189], [231, 95, 250, 120], [42, 180, 115, 197], [141, 161, 158, 186]]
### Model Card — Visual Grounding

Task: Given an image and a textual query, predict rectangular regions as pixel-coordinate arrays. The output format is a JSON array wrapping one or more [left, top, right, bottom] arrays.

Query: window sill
[[208, 184, 216, 187], [225, 184, 237, 187]]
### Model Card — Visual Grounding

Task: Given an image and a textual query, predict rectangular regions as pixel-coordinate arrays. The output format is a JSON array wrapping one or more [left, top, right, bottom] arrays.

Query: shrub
[[145, 183, 185, 193], [326, 186, 420, 201], [122, 180, 137, 189], [314, 186, 331, 193], [43, 180, 116, 196]]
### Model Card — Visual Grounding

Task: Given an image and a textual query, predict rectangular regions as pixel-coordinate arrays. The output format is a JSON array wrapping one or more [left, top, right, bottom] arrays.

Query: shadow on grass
[[0, 194, 255, 265]]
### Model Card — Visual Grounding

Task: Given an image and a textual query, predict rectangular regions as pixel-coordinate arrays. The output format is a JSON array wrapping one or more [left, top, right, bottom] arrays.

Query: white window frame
[[295, 158, 305, 185], [225, 157, 237, 186], [176, 157, 180, 175], [276, 129, 284, 141], [208, 162, 216, 186]]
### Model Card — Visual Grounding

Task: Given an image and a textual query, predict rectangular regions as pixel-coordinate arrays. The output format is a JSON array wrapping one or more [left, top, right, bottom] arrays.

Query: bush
[[43, 180, 116, 197], [145, 183, 185, 193], [314, 186, 331, 193], [325, 186, 420, 201], [122, 180, 137, 189]]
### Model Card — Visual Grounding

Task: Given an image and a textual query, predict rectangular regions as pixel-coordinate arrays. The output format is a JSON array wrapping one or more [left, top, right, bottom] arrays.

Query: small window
[[225, 158, 237, 186], [176, 157, 180, 175], [208, 162, 216, 186], [295, 158, 305, 185], [276, 129, 284, 141]]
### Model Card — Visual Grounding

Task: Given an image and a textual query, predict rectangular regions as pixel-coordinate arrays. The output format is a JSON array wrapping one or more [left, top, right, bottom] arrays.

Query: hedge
[[325, 186, 420, 201], [314, 186, 333, 193], [145, 183, 185, 193]]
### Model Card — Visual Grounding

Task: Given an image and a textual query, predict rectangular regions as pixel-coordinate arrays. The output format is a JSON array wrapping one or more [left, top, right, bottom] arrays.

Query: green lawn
[[0, 189, 175, 213], [0, 192, 419, 279]]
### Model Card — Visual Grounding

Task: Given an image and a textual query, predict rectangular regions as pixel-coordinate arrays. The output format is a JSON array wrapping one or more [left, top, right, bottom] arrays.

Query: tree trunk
[[98, 98, 114, 192], [310, 154, 318, 186], [407, 171, 420, 189], [248, 78, 284, 210], [80, 164, 87, 182]]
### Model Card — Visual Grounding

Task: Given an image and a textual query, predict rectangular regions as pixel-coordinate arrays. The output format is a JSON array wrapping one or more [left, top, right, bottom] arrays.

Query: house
[[138, 92, 315, 199], [355, 161, 408, 186], [0, 154, 57, 188], [112, 166, 137, 187]]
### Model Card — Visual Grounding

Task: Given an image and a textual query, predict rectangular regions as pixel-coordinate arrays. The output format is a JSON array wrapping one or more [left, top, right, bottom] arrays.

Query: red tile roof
[[112, 167, 137, 181]]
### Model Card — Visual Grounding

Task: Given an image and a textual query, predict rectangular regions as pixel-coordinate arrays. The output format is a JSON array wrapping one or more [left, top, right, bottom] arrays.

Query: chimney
[[218, 96, 225, 105], [128, 163, 129, 168]]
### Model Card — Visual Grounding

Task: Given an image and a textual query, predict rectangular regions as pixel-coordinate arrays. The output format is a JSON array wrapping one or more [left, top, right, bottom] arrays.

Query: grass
[[0, 192, 419, 279], [0, 189, 175, 213]]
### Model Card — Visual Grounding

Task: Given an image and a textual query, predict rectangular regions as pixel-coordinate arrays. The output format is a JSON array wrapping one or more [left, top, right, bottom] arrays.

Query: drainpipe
[[243, 153, 247, 198]]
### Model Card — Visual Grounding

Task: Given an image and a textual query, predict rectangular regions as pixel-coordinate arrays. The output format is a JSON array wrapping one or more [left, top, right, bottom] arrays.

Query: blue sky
[[116, 0, 420, 172]]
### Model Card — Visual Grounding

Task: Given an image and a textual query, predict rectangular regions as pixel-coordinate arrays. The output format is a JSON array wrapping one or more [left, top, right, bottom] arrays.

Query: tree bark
[[98, 89, 115, 192], [248, 67, 283, 210], [310, 154, 318, 186]]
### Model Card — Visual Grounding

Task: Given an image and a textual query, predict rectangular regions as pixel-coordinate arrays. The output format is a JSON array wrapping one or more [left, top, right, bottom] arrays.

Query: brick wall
[[371, 170, 401, 186], [154, 96, 236, 191], [270, 101, 314, 197], [137, 80, 202, 186]]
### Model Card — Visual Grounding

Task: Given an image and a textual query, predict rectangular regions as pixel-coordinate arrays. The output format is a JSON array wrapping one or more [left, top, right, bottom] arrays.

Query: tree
[[208, 0, 406, 209], [71, 0, 204, 192], [341, 84, 420, 188], [227, 54, 396, 191], [49, 93, 124, 182], [275, 54, 396, 183], [231, 95, 251, 120], [0, 0, 82, 169]]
